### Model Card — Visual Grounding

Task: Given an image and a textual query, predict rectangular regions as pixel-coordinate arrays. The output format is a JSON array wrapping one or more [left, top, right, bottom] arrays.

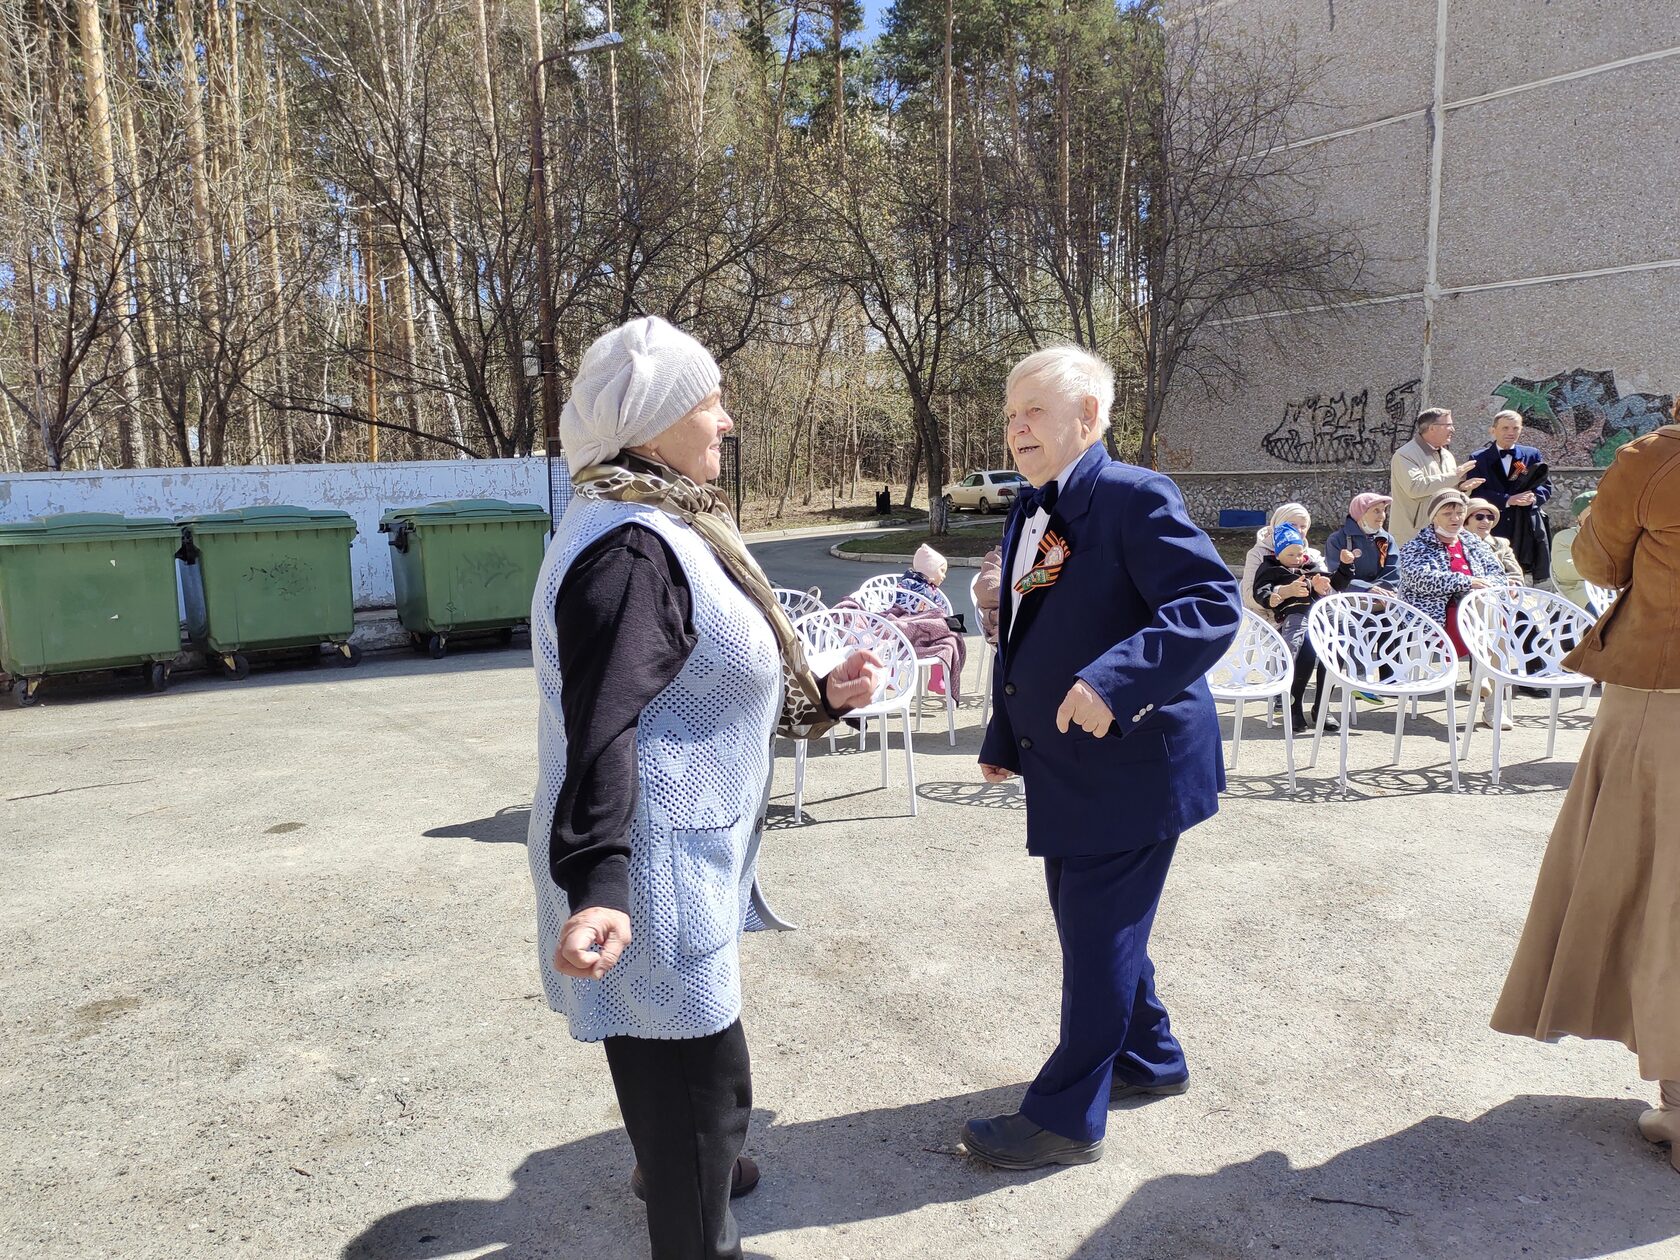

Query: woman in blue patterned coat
[[1398, 487, 1508, 727], [1397, 488, 1507, 637]]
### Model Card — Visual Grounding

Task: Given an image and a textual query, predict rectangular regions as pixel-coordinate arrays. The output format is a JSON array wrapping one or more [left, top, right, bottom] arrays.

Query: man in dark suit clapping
[[964, 346, 1241, 1171], [1467, 409, 1553, 581]]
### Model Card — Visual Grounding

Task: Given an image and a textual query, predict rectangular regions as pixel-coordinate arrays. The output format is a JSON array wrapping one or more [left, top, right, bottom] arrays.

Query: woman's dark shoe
[[631, 1155, 760, 1202], [1291, 709, 1337, 735], [1296, 705, 1337, 735], [961, 1112, 1103, 1170]]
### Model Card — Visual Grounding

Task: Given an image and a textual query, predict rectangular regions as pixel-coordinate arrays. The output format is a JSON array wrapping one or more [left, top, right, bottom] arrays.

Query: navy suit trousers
[[1020, 840, 1185, 1144]]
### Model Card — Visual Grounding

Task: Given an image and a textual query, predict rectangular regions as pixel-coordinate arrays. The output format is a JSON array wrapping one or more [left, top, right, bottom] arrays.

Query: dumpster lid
[[380, 499, 550, 526], [0, 511, 180, 543], [180, 504, 357, 531]]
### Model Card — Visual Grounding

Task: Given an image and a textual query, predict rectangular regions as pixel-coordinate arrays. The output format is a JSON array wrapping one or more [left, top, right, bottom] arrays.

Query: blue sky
[[861, 0, 889, 38]]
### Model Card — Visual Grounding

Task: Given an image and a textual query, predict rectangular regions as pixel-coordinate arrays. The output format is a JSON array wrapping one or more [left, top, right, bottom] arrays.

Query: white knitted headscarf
[[559, 316, 722, 471]]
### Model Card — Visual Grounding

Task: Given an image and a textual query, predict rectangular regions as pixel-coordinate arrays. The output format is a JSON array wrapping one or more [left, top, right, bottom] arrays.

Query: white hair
[[1006, 345, 1115, 432]]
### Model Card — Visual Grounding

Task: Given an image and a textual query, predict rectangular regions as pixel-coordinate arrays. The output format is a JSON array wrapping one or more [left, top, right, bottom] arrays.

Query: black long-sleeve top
[[548, 523, 841, 917], [550, 524, 695, 916]]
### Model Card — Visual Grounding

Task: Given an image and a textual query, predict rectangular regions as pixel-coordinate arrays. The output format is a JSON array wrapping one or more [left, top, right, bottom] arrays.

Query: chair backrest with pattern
[[773, 587, 826, 620], [793, 608, 917, 702], [1307, 592, 1458, 690], [853, 574, 900, 613], [1206, 609, 1292, 698], [1457, 586, 1596, 683], [1584, 581, 1621, 618]]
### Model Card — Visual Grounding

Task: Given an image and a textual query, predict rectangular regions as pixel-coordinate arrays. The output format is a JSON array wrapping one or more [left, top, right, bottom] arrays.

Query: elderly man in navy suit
[[964, 346, 1242, 1171], [1467, 409, 1553, 580]]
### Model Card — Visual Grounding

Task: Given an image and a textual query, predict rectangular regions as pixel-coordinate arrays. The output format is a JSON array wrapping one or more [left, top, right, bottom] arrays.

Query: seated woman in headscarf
[[894, 543, 953, 614], [1325, 493, 1400, 595], [841, 543, 968, 699]]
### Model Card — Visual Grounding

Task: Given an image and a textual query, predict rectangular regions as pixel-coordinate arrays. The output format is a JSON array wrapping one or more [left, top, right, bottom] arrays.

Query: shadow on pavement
[[423, 806, 531, 844], [341, 1093, 1679, 1260], [1222, 756, 1576, 802], [341, 1086, 1038, 1260], [1073, 1095, 1680, 1260], [917, 781, 1026, 811]]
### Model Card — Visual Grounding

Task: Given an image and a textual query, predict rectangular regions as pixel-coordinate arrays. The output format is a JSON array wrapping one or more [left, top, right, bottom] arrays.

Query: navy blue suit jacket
[[979, 444, 1241, 857], [1468, 442, 1552, 535]]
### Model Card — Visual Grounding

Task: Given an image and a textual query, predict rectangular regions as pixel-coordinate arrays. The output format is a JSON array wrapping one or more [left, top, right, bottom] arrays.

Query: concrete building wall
[[0, 458, 564, 608], [1162, 0, 1680, 519]]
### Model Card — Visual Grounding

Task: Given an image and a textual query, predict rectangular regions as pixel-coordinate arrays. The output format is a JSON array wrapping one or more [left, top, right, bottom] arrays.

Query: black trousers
[[603, 1019, 752, 1260]]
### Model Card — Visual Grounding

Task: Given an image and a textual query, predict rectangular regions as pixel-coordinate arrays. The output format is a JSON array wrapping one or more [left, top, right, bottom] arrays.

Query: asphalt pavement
[[751, 529, 983, 625], [6, 604, 1679, 1259]]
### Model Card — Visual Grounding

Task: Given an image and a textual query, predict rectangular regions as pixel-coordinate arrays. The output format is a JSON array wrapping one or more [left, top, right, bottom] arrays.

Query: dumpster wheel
[[497, 627, 516, 646], [220, 653, 250, 681], [335, 643, 363, 668], [427, 633, 449, 660], [11, 677, 41, 707], [147, 662, 172, 693]]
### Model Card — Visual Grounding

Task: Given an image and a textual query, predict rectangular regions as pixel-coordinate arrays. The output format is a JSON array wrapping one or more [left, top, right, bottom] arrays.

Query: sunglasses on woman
[[1470, 512, 1496, 522]]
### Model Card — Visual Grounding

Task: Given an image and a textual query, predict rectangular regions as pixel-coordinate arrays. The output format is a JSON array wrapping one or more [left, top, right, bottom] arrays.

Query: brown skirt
[[1491, 684, 1680, 1080]]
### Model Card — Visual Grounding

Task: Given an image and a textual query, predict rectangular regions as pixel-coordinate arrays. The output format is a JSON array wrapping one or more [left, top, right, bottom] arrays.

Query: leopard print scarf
[[573, 457, 838, 740]]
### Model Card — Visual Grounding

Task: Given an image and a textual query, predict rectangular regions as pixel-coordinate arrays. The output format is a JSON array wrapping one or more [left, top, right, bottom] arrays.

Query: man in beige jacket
[[1389, 407, 1484, 545]]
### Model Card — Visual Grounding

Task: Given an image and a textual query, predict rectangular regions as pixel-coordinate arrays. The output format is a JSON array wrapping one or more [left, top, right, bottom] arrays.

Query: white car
[[944, 469, 1027, 514]]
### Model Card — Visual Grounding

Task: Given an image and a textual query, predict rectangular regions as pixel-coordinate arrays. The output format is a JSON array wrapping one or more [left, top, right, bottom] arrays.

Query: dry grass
[[737, 485, 927, 533]]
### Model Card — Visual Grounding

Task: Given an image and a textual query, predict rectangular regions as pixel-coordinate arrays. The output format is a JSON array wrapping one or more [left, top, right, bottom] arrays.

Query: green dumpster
[[0, 512, 183, 705], [379, 499, 550, 658], [176, 505, 360, 680]]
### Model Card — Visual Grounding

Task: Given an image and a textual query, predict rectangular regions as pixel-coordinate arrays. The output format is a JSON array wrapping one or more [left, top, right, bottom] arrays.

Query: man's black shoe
[[1111, 1074, 1190, 1102], [1293, 712, 1339, 735], [962, 1112, 1103, 1170]]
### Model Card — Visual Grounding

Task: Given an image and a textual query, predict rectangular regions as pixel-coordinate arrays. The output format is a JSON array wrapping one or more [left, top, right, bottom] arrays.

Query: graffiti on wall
[[1257, 369, 1668, 469], [1262, 379, 1421, 466], [1493, 369, 1673, 467]]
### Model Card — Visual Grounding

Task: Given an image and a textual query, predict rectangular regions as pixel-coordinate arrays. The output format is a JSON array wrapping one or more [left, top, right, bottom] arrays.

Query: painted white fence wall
[[0, 458, 566, 608]]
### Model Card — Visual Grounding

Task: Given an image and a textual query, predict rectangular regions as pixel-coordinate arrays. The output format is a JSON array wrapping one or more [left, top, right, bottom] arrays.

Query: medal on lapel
[[1014, 530, 1070, 596]]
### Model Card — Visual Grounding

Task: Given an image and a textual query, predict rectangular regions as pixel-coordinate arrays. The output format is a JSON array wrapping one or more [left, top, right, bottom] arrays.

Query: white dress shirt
[[1008, 449, 1091, 632]]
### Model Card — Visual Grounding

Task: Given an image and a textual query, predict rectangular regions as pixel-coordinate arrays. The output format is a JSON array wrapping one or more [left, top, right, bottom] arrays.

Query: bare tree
[[1127, 9, 1366, 464]]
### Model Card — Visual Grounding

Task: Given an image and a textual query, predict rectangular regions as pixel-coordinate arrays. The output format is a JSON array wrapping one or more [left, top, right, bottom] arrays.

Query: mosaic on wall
[[1492, 370, 1672, 467]]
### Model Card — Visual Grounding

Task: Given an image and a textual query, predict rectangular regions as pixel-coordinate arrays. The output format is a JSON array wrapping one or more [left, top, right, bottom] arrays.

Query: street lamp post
[[531, 31, 623, 523]]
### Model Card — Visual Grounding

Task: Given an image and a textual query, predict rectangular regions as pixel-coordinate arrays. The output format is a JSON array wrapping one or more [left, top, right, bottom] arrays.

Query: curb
[[828, 543, 989, 568], [742, 517, 920, 543]]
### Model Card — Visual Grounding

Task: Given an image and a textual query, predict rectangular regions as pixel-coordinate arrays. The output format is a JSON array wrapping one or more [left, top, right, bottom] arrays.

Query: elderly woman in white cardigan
[[1239, 502, 1322, 618], [527, 317, 883, 1260]]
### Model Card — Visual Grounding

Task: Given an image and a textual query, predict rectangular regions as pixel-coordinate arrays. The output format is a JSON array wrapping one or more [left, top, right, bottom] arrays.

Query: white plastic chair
[[1306, 593, 1462, 794], [773, 587, 826, 620], [852, 574, 899, 613], [1205, 610, 1296, 789], [892, 587, 958, 746], [1456, 587, 1597, 785], [791, 609, 919, 820], [1585, 581, 1621, 618], [969, 572, 995, 730]]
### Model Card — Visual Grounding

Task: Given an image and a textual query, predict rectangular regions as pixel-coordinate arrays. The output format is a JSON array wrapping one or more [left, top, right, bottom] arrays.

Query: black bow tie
[[1020, 479, 1059, 517]]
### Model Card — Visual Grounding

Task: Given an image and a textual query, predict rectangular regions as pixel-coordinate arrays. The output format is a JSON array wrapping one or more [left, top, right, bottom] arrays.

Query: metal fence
[[718, 434, 741, 523]]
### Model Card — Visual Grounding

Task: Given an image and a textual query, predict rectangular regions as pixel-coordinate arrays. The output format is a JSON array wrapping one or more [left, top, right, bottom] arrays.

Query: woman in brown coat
[[1491, 410, 1680, 1171]]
